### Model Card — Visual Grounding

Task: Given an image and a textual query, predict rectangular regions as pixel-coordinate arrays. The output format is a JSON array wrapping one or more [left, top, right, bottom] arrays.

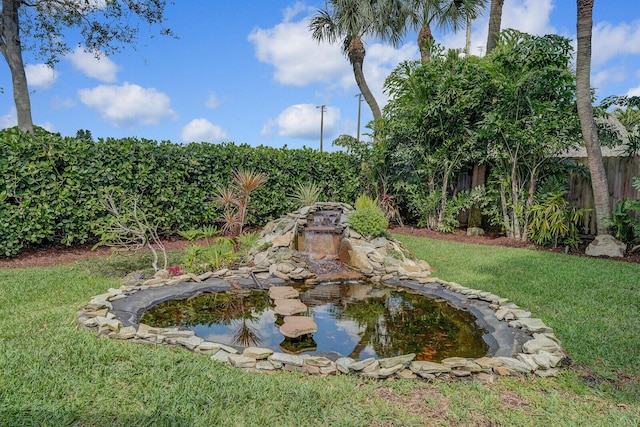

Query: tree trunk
[[522, 167, 538, 242], [576, 0, 611, 235], [465, 15, 472, 56], [437, 162, 451, 229], [486, 0, 504, 54], [510, 161, 521, 240], [499, 182, 512, 238], [348, 37, 382, 121], [0, 0, 34, 133], [418, 22, 434, 62]]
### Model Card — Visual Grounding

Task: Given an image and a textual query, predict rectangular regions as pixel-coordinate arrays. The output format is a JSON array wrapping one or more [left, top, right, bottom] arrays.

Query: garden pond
[[140, 281, 488, 361]]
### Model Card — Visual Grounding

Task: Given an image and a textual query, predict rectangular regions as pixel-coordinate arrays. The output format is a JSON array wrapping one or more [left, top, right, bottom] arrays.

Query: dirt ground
[[1, 226, 638, 270]]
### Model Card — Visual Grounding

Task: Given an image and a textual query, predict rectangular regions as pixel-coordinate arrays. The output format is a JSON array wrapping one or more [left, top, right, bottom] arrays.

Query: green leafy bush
[[348, 205, 389, 238], [0, 127, 362, 256], [603, 176, 640, 246]]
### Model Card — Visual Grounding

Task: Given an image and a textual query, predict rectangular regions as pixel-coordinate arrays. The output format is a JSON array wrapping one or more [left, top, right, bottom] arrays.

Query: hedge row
[[0, 128, 362, 256]]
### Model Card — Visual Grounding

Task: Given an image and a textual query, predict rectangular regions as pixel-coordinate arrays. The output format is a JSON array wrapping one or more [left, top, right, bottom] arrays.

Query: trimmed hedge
[[0, 128, 362, 256]]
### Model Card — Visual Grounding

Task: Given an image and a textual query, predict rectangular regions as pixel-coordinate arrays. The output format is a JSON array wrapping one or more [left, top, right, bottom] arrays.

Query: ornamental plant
[[348, 196, 389, 238], [527, 192, 588, 248]]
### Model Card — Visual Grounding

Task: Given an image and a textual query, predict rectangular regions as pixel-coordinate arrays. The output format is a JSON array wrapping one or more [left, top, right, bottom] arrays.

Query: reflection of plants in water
[[141, 290, 270, 347], [141, 290, 270, 328], [232, 319, 262, 347], [329, 290, 479, 360]]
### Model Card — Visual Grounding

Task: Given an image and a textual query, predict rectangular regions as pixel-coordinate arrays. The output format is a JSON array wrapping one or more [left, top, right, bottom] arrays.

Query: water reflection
[[140, 283, 488, 361]]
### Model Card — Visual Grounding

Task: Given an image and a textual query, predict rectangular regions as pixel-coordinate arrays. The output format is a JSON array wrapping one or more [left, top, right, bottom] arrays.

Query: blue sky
[[2, 0, 639, 150]]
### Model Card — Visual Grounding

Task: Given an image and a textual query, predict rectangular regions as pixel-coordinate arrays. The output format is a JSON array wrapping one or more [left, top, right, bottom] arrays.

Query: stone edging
[[77, 271, 566, 382]]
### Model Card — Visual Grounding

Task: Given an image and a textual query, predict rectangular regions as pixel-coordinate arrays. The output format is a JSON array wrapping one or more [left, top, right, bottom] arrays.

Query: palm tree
[[404, 0, 488, 62], [309, 0, 407, 121], [576, 0, 611, 237], [485, 0, 504, 53]]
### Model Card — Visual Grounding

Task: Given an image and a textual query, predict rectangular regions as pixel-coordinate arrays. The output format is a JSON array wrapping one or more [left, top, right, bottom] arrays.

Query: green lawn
[[0, 237, 638, 426]]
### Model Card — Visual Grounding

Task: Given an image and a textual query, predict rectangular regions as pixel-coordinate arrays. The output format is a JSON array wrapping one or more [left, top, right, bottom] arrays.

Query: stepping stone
[[279, 316, 317, 338], [269, 286, 299, 300], [273, 298, 307, 316]]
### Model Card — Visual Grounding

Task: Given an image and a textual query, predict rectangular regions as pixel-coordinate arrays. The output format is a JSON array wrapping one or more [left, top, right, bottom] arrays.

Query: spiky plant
[[289, 181, 323, 208]]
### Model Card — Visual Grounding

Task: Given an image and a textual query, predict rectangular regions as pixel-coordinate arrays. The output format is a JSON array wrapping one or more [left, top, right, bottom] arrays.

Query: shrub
[[354, 193, 378, 210], [528, 192, 588, 248], [288, 181, 323, 208], [0, 128, 362, 256], [348, 205, 389, 238]]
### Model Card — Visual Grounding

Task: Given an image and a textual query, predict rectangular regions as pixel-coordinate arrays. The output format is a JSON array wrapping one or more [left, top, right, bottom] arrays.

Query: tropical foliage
[[380, 30, 581, 240]]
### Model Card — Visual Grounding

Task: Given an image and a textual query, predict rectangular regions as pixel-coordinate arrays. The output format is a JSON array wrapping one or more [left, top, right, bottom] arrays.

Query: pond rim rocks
[[77, 202, 567, 380]]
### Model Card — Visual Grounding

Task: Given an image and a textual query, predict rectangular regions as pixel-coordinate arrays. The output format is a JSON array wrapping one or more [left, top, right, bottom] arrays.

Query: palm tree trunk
[[486, 0, 504, 54], [0, 0, 34, 133], [418, 22, 434, 62], [576, 0, 611, 235], [465, 15, 472, 55], [348, 37, 382, 121]]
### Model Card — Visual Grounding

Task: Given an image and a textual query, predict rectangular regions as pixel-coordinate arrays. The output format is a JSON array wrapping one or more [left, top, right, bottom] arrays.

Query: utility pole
[[316, 104, 326, 152], [355, 93, 363, 141]]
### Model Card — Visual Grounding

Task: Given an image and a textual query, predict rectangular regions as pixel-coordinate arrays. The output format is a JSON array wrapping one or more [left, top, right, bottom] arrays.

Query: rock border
[[77, 272, 566, 381]]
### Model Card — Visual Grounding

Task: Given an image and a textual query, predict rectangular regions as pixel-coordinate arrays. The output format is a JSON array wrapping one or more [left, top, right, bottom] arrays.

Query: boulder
[[279, 316, 318, 338], [467, 227, 485, 236], [585, 234, 625, 258]]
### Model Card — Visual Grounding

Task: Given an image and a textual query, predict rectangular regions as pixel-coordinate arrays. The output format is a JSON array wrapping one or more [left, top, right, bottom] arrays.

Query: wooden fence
[[567, 156, 640, 235], [454, 156, 640, 235]]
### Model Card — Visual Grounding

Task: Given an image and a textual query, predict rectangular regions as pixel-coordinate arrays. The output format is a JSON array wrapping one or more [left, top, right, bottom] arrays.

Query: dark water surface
[[140, 282, 488, 361]]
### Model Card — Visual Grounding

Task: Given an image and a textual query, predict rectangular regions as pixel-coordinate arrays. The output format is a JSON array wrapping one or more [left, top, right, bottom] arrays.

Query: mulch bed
[[1, 227, 638, 270]]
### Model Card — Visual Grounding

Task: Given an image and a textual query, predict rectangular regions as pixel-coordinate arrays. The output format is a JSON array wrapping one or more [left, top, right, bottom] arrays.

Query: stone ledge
[[77, 271, 566, 382]]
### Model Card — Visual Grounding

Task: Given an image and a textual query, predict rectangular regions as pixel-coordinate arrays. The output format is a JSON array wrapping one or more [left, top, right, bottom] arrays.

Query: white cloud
[[592, 21, 640, 66], [627, 86, 640, 97], [272, 103, 340, 140], [180, 118, 228, 143], [0, 108, 17, 128], [78, 82, 176, 127], [249, 8, 417, 111], [205, 93, 219, 109], [502, 0, 555, 36], [439, 0, 556, 55], [67, 47, 119, 82], [25, 64, 57, 89], [249, 15, 347, 86], [593, 67, 628, 90]]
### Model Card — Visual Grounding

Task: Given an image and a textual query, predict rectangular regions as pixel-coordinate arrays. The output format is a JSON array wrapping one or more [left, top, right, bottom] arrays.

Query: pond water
[[140, 282, 488, 361]]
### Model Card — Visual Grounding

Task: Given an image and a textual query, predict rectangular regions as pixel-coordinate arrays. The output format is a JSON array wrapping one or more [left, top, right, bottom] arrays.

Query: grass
[[0, 237, 639, 426]]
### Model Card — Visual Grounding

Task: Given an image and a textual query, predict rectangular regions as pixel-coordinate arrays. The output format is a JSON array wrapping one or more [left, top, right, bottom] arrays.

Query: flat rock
[[256, 360, 277, 371], [269, 352, 304, 367], [336, 357, 355, 373], [441, 357, 482, 372], [509, 318, 552, 333], [228, 354, 257, 368], [496, 357, 534, 373], [243, 347, 274, 359], [279, 316, 317, 338], [269, 286, 299, 300], [273, 299, 307, 316], [409, 361, 452, 374], [304, 356, 333, 367], [349, 357, 376, 371], [176, 335, 204, 350], [523, 334, 563, 354], [211, 350, 231, 363], [378, 353, 416, 369]]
